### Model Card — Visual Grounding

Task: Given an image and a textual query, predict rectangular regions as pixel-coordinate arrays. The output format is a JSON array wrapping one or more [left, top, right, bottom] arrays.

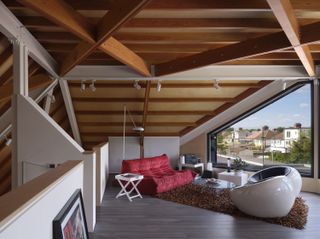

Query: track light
[[48, 94, 56, 104], [5, 136, 12, 146], [80, 80, 86, 91], [282, 80, 287, 91], [89, 80, 96, 92], [156, 80, 162, 93], [133, 80, 141, 90], [213, 79, 220, 90]]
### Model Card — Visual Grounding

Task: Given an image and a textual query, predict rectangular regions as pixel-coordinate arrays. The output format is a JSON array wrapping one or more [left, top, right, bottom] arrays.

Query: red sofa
[[121, 154, 196, 195]]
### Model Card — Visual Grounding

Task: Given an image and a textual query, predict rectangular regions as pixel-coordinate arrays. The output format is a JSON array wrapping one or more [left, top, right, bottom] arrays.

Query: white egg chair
[[230, 166, 302, 218]]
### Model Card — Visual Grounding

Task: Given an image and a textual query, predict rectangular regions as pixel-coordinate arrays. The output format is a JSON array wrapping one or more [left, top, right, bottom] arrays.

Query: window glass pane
[[211, 84, 312, 175]]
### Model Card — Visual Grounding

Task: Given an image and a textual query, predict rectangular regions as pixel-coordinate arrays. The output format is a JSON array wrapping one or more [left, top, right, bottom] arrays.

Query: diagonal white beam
[[0, 0, 58, 78], [63, 65, 310, 81], [0, 79, 58, 142], [59, 79, 82, 145], [43, 88, 54, 113]]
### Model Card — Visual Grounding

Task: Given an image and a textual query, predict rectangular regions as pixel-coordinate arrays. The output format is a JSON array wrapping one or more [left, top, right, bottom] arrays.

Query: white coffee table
[[115, 173, 144, 202], [218, 171, 248, 186]]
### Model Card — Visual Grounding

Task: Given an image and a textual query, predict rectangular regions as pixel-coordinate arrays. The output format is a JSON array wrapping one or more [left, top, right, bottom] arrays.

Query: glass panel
[[212, 83, 312, 175]]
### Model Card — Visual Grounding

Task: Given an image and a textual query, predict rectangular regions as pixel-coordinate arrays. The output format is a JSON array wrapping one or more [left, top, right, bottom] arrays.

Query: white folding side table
[[115, 173, 144, 202]]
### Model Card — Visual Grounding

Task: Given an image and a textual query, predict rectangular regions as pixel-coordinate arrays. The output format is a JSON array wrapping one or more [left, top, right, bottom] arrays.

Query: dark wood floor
[[90, 186, 320, 239]]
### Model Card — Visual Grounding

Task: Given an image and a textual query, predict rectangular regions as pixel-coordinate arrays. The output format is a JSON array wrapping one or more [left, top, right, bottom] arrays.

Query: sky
[[233, 84, 311, 130]]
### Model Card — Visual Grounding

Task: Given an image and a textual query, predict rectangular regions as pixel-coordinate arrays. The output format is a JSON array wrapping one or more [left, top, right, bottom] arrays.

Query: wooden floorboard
[[90, 186, 320, 239]]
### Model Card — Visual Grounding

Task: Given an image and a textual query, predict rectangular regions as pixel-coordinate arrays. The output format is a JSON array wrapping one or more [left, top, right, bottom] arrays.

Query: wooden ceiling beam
[[81, 132, 180, 137], [75, 110, 215, 116], [179, 81, 271, 136], [0, 74, 52, 103], [19, 16, 280, 29], [154, 20, 320, 76], [18, 0, 96, 43], [78, 122, 196, 127], [18, 0, 152, 77], [72, 97, 234, 103], [267, 0, 315, 76]]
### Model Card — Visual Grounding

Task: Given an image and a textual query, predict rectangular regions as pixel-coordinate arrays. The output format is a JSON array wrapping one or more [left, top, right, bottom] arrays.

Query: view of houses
[[217, 123, 311, 173]]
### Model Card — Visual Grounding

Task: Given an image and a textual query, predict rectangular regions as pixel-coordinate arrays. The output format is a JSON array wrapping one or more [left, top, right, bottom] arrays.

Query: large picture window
[[208, 82, 313, 176]]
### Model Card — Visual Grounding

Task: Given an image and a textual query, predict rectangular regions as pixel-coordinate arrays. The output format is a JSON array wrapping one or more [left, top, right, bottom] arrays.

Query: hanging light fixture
[[133, 80, 141, 90], [122, 105, 144, 159], [156, 80, 162, 93], [89, 80, 96, 92], [80, 80, 86, 91], [213, 79, 220, 90]]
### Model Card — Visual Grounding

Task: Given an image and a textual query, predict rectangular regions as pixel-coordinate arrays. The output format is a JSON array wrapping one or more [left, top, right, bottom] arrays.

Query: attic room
[[0, 0, 319, 239]]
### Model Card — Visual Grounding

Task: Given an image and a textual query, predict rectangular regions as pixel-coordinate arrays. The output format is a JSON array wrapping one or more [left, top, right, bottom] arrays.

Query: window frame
[[207, 81, 314, 178]]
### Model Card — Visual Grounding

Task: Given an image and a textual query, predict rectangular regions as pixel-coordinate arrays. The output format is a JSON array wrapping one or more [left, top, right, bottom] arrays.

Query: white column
[[59, 79, 82, 145], [11, 39, 29, 187]]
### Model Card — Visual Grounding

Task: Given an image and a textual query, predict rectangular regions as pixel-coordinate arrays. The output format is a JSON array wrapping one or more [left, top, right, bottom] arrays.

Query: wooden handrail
[[0, 160, 83, 228]]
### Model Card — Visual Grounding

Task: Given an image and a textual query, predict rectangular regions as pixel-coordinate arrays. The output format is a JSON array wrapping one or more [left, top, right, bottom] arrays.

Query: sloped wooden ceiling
[[1, 0, 320, 151], [68, 80, 269, 149], [3, 0, 320, 69]]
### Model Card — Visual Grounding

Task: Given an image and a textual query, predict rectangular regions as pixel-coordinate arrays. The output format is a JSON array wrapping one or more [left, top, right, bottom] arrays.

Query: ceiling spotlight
[[282, 80, 287, 91], [133, 80, 141, 90], [213, 79, 220, 90], [89, 80, 96, 92], [80, 80, 86, 91], [48, 94, 56, 104], [5, 136, 12, 146], [156, 80, 162, 93]]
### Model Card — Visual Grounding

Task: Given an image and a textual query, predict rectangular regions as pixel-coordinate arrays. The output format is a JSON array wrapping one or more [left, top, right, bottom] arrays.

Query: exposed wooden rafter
[[266, 0, 315, 76], [154, 20, 320, 76], [18, 0, 152, 77]]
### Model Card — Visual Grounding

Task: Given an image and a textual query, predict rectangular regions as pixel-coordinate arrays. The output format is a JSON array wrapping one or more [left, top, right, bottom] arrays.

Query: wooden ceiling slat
[[78, 122, 196, 127], [72, 97, 235, 103], [9, 0, 320, 11], [75, 110, 215, 116], [179, 81, 271, 135], [19, 16, 281, 29]]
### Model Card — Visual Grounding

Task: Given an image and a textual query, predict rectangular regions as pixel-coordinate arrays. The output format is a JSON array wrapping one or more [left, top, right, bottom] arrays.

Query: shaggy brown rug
[[156, 184, 308, 229]]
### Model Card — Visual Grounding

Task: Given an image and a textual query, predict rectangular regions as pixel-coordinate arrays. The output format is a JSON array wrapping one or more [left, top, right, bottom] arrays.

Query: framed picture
[[53, 189, 89, 239]]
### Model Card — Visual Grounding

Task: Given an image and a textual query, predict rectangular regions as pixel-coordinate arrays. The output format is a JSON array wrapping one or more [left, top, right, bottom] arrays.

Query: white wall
[[93, 142, 109, 206], [109, 137, 180, 173], [0, 163, 84, 239], [15, 95, 96, 231]]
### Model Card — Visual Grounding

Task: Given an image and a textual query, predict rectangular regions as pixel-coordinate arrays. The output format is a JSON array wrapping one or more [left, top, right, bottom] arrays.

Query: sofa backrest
[[121, 154, 172, 173]]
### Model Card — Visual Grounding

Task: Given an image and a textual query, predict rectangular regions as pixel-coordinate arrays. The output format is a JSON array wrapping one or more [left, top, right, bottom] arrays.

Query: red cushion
[[121, 154, 195, 195]]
